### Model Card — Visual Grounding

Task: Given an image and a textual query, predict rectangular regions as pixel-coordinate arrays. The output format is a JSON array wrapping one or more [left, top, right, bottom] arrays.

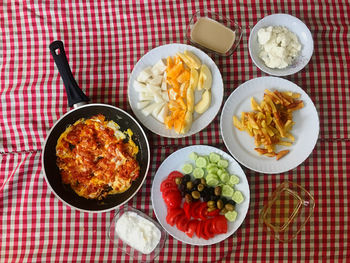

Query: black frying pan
[[42, 40, 150, 213]]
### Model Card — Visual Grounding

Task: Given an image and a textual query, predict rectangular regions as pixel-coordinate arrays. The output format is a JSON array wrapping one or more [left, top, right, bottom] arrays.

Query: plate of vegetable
[[128, 43, 224, 138], [151, 145, 250, 245]]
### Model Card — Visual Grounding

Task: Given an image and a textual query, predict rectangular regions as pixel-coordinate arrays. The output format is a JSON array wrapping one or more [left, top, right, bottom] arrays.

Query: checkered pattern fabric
[[1, 1, 349, 262]]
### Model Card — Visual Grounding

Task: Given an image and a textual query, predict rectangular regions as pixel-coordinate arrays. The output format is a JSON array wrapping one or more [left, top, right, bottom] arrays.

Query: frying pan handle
[[49, 40, 89, 108]]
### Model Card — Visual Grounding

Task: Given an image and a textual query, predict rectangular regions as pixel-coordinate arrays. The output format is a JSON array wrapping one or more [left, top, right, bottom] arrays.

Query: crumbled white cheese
[[257, 26, 301, 69]]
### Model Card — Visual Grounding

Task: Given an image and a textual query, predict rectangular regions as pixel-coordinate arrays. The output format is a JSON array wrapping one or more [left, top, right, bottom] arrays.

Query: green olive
[[214, 186, 222, 196], [197, 183, 205, 192], [191, 191, 200, 199], [200, 178, 206, 185], [175, 177, 182, 185], [207, 200, 216, 208], [186, 181, 194, 190], [225, 203, 235, 211], [217, 199, 224, 210]]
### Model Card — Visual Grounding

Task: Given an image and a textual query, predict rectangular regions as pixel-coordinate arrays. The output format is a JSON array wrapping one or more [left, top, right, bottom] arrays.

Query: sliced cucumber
[[232, 191, 244, 204], [189, 152, 198, 161], [206, 178, 219, 187], [182, 163, 193, 174], [195, 156, 207, 168], [219, 172, 230, 183], [217, 159, 229, 168], [225, 211, 238, 222], [217, 169, 224, 176], [209, 152, 220, 163], [207, 167, 218, 174], [222, 185, 234, 197], [206, 173, 219, 181], [193, 167, 204, 178], [206, 163, 218, 170], [229, 175, 240, 186]]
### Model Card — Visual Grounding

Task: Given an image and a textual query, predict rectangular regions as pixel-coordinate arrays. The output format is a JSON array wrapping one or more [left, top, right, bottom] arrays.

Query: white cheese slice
[[152, 102, 165, 118], [137, 67, 152, 83], [161, 91, 169, 102], [148, 75, 163, 86], [139, 92, 154, 101], [151, 59, 167, 76], [141, 103, 158, 116], [156, 104, 169, 123], [136, 101, 150, 110], [133, 80, 147, 92]]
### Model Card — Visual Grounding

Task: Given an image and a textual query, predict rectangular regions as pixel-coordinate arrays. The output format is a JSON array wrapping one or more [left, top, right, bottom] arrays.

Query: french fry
[[276, 150, 290, 160], [232, 89, 303, 160]]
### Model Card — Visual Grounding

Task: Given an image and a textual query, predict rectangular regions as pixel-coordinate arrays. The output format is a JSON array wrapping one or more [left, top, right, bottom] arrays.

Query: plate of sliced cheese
[[128, 43, 223, 138]]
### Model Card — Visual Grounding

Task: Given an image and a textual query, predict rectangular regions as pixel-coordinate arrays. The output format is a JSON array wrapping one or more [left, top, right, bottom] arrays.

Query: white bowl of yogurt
[[249, 13, 314, 76], [108, 206, 167, 262]]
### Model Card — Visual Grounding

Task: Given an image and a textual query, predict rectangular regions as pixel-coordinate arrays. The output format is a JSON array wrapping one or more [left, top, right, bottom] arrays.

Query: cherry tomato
[[183, 202, 191, 220], [164, 190, 182, 208], [196, 220, 202, 238], [162, 187, 179, 199], [190, 201, 202, 219], [198, 202, 208, 220], [167, 171, 183, 181], [176, 214, 189, 232], [166, 208, 184, 226], [160, 179, 177, 192], [203, 219, 215, 238], [207, 209, 220, 217], [201, 219, 211, 240], [185, 219, 199, 238], [213, 215, 228, 234]]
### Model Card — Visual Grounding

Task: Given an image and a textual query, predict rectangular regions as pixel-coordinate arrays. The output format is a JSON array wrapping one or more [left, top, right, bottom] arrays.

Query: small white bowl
[[108, 206, 167, 262], [249, 13, 314, 76]]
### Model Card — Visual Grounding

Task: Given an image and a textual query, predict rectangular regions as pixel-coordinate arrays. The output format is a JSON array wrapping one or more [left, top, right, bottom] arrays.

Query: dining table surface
[[1, 0, 349, 262]]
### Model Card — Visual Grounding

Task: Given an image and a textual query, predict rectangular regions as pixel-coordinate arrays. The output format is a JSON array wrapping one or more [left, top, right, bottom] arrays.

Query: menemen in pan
[[56, 114, 140, 200]]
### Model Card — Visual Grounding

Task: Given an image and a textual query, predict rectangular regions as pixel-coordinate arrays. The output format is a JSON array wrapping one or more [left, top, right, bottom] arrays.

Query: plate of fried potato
[[220, 76, 319, 174], [128, 43, 223, 138]]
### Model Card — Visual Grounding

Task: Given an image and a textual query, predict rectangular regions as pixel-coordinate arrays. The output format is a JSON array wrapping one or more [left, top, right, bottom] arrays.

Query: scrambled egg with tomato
[[56, 114, 140, 200]]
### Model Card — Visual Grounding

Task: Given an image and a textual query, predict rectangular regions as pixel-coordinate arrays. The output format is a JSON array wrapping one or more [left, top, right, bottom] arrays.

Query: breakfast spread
[[115, 211, 161, 254], [56, 114, 140, 200], [134, 50, 212, 134], [233, 89, 304, 160], [257, 26, 301, 69]]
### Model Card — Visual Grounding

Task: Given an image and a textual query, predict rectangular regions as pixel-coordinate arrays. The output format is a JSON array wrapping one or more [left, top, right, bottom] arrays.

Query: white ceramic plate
[[249, 13, 314, 76], [128, 44, 223, 138], [151, 145, 250, 246], [220, 76, 319, 174]]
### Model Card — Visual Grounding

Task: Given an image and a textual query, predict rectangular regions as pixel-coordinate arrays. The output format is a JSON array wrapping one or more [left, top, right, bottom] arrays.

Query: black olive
[[183, 174, 191, 182], [193, 178, 201, 186], [179, 184, 185, 192], [200, 188, 209, 197], [221, 197, 228, 204], [202, 195, 210, 202], [208, 187, 215, 196]]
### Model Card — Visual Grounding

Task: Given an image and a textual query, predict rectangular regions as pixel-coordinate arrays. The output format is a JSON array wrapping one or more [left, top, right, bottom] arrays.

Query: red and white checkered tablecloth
[[1, 1, 349, 262]]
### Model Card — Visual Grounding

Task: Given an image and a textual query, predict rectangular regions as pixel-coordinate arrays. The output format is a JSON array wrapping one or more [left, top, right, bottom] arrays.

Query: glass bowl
[[186, 9, 242, 56], [108, 206, 167, 262], [260, 181, 315, 242]]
